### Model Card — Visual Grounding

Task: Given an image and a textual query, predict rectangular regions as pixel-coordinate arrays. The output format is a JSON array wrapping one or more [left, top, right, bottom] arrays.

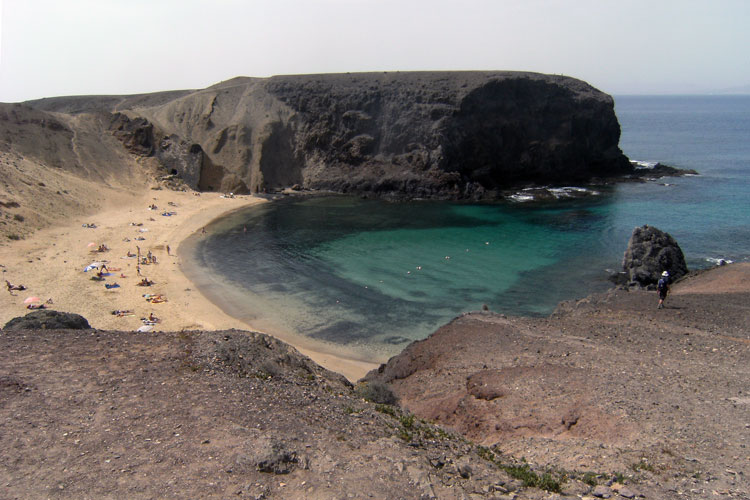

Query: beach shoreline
[[0, 188, 379, 382]]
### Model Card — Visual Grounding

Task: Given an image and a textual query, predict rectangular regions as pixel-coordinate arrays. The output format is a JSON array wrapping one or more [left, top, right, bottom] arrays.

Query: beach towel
[[136, 325, 154, 332], [104, 283, 120, 289]]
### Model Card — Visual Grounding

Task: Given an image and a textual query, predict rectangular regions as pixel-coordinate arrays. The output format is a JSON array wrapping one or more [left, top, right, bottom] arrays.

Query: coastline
[[0, 188, 379, 382]]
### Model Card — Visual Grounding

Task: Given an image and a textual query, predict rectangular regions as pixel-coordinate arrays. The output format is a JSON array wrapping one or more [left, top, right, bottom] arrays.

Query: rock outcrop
[[3, 309, 91, 330], [621, 225, 688, 287], [25, 72, 634, 199]]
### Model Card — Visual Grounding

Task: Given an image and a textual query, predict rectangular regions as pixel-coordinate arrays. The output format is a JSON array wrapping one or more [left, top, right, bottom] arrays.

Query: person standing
[[657, 271, 670, 309]]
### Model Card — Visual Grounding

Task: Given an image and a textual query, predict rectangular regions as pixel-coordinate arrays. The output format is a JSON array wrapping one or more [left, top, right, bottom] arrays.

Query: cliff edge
[[24, 71, 633, 199]]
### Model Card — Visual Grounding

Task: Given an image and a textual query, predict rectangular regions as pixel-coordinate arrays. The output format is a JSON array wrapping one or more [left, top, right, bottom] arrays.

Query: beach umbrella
[[87, 242, 96, 248], [23, 296, 41, 304], [84, 262, 102, 272]]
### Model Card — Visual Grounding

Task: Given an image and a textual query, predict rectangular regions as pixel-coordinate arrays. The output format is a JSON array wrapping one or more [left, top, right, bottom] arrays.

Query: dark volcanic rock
[[3, 310, 91, 330], [621, 225, 688, 287], [27, 72, 634, 200]]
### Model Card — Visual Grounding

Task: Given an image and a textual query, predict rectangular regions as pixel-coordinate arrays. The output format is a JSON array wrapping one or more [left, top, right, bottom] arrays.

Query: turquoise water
[[190, 95, 750, 354]]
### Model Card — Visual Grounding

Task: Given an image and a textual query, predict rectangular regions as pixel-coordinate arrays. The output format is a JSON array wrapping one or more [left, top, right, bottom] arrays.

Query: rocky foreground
[[2, 264, 749, 499]]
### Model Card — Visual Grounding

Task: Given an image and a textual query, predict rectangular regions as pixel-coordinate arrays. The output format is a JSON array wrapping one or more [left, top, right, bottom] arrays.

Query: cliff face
[[24, 72, 633, 199]]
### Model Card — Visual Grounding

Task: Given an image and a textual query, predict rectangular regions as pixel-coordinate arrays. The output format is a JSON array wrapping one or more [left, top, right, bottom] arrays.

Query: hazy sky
[[1, 0, 749, 102]]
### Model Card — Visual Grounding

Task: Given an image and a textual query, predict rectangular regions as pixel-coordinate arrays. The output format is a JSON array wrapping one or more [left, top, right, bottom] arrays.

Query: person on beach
[[657, 271, 670, 309], [5, 280, 27, 293]]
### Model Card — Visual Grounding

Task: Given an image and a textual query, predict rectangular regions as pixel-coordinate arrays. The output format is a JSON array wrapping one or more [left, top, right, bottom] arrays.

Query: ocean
[[186, 95, 750, 359]]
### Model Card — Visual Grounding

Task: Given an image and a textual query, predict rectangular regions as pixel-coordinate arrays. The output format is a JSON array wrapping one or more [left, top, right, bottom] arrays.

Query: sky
[[1, 0, 749, 102]]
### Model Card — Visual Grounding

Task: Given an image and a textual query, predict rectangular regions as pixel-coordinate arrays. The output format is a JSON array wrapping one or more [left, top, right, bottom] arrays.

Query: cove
[[186, 193, 625, 357]]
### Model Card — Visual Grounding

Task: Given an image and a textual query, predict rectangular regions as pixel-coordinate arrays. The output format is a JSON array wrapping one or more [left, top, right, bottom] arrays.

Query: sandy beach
[[0, 188, 379, 381]]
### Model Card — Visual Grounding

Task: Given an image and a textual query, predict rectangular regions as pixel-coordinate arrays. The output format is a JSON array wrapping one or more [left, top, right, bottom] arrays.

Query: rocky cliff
[[25, 72, 633, 199]]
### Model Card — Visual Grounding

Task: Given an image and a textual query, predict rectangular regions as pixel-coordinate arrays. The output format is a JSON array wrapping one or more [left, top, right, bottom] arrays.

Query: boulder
[[3, 310, 91, 330], [621, 225, 688, 287]]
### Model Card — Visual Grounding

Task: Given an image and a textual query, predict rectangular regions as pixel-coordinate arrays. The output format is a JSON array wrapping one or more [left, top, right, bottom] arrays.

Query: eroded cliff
[[24, 72, 633, 199]]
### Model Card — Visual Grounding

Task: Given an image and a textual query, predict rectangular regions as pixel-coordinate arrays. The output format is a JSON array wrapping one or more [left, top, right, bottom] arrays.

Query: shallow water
[[188, 95, 750, 357]]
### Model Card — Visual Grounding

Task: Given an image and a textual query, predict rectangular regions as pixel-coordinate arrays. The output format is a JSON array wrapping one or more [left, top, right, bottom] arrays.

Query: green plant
[[397, 427, 412, 442], [13, 214, 24, 222], [375, 404, 397, 417], [630, 460, 656, 473], [399, 414, 415, 429], [475, 446, 561, 493], [502, 464, 561, 493], [583, 471, 599, 486], [355, 381, 398, 405]]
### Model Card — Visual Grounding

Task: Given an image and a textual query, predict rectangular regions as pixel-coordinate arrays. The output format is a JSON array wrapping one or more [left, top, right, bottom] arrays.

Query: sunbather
[[6, 280, 27, 293], [137, 277, 154, 286]]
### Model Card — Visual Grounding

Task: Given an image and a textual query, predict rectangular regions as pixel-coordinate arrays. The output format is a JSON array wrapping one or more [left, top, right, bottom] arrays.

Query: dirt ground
[[366, 263, 750, 499]]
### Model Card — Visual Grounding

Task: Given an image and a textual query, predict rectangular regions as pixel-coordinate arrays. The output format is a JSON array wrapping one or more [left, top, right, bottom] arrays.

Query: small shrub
[[397, 427, 412, 442], [502, 463, 561, 492], [375, 404, 397, 417], [355, 381, 398, 405], [583, 471, 599, 486], [536, 472, 561, 492], [13, 214, 24, 222], [399, 414, 415, 430], [7, 233, 21, 240], [630, 460, 656, 473]]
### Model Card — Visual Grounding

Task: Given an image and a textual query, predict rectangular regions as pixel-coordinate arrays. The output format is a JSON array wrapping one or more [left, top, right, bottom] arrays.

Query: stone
[[235, 438, 297, 475], [591, 484, 612, 498], [3, 310, 90, 330], [621, 224, 688, 287], [457, 459, 473, 479], [617, 486, 636, 498]]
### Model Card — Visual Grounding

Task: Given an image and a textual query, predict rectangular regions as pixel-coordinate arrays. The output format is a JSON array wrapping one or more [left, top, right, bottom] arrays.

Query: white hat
[[662, 271, 669, 277]]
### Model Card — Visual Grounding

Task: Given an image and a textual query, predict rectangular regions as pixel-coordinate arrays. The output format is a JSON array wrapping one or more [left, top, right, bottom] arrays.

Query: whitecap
[[706, 257, 733, 266], [548, 186, 600, 199], [508, 194, 535, 202]]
